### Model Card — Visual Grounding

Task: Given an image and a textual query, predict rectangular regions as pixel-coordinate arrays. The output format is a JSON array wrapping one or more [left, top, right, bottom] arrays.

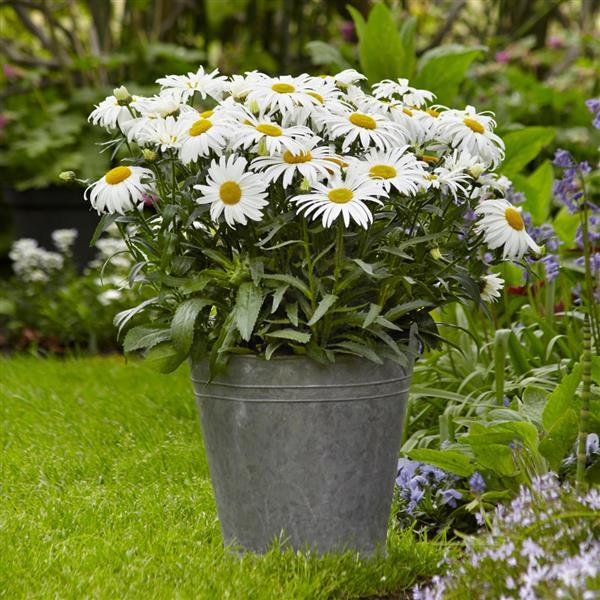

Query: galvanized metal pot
[[190, 352, 414, 555]]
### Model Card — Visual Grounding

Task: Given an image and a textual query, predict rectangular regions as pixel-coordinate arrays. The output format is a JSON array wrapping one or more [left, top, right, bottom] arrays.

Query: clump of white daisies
[[82, 67, 542, 369]]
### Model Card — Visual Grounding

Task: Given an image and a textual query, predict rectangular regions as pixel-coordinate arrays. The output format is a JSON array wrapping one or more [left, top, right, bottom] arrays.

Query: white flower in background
[[226, 71, 264, 100], [475, 198, 541, 259], [98, 289, 123, 306], [85, 165, 154, 215], [194, 155, 269, 227], [179, 115, 232, 163], [290, 169, 386, 229], [438, 106, 505, 168], [51, 229, 78, 253], [9, 238, 63, 283], [92, 237, 131, 270], [351, 147, 426, 196], [324, 108, 406, 151], [251, 140, 341, 188], [480, 273, 504, 302], [89, 94, 135, 130], [247, 73, 323, 115], [372, 78, 435, 107], [231, 111, 315, 155], [156, 66, 227, 102]]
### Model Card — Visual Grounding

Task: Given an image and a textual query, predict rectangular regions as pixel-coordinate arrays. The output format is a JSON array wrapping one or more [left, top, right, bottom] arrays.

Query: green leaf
[[334, 341, 383, 364], [469, 443, 516, 476], [408, 448, 475, 477], [346, 4, 366, 39], [123, 326, 171, 353], [511, 160, 554, 225], [520, 386, 548, 425], [413, 45, 483, 105], [264, 274, 311, 298], [234, 282, 264, 342], [553, 207, 581, 245], [89, 214, 119, 247], [145, 342, 185, 374], [271, 284, 288, 313], [358, 3, 405, 83], [399, 16, 417, 78], [171, 298, 213, 354], [305, 41, 351, 71], [542, 363, 582, 431], [307, 294, 338, 326], [592, 356, 600, 386], [500, 127, 555, 177], [386, 300, 433, 321], [265, 329, 311, 344], [362, 303, 382, 328], [539, 409, 579, 471], [285, 302, 299, 327]]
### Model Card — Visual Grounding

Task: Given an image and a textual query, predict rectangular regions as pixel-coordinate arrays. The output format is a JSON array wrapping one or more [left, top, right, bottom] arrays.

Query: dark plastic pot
[[190, 348, 415, 555], [3, 186, 99, 268]]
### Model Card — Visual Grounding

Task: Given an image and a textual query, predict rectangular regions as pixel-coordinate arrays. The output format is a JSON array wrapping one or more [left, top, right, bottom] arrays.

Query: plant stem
[[575, 315, 591, 492]]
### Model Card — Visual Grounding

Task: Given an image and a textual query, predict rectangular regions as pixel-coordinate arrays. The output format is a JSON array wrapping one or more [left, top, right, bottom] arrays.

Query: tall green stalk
[[575, 316, 592, 492]]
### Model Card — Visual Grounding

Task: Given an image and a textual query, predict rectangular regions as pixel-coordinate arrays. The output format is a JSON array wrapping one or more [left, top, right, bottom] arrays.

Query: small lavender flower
[[541, 253, 560, 281], [438, 488, 462, 508], [469, 471, 486, 494], [585, 98, 600, 114], [552, 149, 574, 168]]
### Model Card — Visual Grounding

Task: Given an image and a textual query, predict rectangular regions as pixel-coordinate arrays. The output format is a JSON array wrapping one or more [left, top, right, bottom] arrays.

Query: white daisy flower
[[247, 73, 322, 116], [250, 140, 341, 188], [372, 78, 435, 108], [422, 163, 472, 201], [438, 106, 505, 168], [475, 198, 541, 259], [179, 115, 232, 163], [193, 155, 269, 227], [290, 170, 386, 229], [156, 66, 227, 102], [480, 273, 504, 302], [324, 108, 406, 152], [351, 147, 426, 196], [145, 116, 189, 152], [85, 166, 154, 215], [332, 69, 367, 88], [225, 71, 264, 101], [89, 94, 135, 130], [231, 111, 315, 155]]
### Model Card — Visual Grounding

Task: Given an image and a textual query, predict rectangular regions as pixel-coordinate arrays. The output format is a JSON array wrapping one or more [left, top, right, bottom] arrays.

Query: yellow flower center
[[424, 174, 438, 181], [283, 150, 312, 164], [200, 109, 214, 118], [328, 187, 353, 204], [421, 154, 439, 163], [189, 119, 213, 136], [349, 113, 377, 130], [505, 207, 524, 231], [219, 181, 242, 205], [426, 109, 440, 117], [403, 108, 413, 117], [369, 164, 397, 179], [307, 91, 324, 104], [464, 118, 485, 134], [105, 166, 131, 185], [256, 123, 283, 137], [272, 82, 295, 94]]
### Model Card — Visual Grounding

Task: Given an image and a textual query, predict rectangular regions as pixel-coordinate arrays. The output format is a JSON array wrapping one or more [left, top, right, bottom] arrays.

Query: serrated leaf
[[123, 326, 171, 353], [266, 329, 311, 344], [171, 297, 213, 354], [114, 297, 159, 337], [334, 341, 383, 364], [362, 303, 382, 328], [234, 282, 264, 342], [408, 448, 475, 477], [307, 294, 338, 326], [271, 284, 288, 313], [264, 274, 311, 298], [285, 302, 299, 327]]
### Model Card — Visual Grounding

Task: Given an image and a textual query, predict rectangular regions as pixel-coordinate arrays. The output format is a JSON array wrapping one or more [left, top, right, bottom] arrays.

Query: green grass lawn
[[1, 356, 444, 599]]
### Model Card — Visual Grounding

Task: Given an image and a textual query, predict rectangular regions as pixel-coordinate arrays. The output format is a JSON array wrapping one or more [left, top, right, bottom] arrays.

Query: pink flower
[[2, 64, 18, 80], [495, 51, 510, 64], [339, 21, 355, 42], [548, 36, 563, 49]]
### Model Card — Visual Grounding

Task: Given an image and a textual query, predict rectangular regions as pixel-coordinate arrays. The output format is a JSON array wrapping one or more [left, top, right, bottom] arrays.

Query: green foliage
[[500, 126, 556, 178], [511, 160, 554, 225]]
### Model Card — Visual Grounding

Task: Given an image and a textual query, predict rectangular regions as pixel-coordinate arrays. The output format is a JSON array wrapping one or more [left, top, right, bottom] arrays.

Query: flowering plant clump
[[84, 67, 542, 372], [413, 474, 600, 599], [0, 227, 137, 352]]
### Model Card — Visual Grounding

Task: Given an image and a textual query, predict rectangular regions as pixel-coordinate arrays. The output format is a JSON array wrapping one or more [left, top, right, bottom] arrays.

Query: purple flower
[[593, 112, 600, 130], [469, 471, 486, 494], [495, 50, 510, 64], [542, 254, 560, 281], [506, 187, 526, 205], [585, 98, 600, 114], [438, 488, 462, 508], [548, 35, 563, 48], [552, 149, 574, 168]]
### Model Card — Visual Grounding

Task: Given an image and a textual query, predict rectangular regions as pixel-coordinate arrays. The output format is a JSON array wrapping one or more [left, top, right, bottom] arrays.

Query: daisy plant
[[82, 68, 542, 374]]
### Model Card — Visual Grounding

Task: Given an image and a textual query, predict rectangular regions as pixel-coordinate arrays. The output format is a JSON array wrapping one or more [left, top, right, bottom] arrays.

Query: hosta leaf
[[542, 363, 582, 431], [539, 408, 579, 471], [234, 282, 264, 342], [307, 294, 338, 326], [171, 297, 213, 354]]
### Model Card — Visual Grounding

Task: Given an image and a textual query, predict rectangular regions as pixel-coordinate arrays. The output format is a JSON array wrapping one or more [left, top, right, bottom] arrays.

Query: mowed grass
[[1, 356, 444, 599]]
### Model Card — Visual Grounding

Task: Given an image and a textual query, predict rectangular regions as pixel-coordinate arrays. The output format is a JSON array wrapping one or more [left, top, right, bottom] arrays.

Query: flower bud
[[300, 177, 311, 191], [248, 99, 260, 114], [429, 247, 442, 260], [113, 85, 131, 104], [142, 148, 157, 162], [468, 163, 485, 178], [59, 170, 76, 182], [257, 139, 269, 156]]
